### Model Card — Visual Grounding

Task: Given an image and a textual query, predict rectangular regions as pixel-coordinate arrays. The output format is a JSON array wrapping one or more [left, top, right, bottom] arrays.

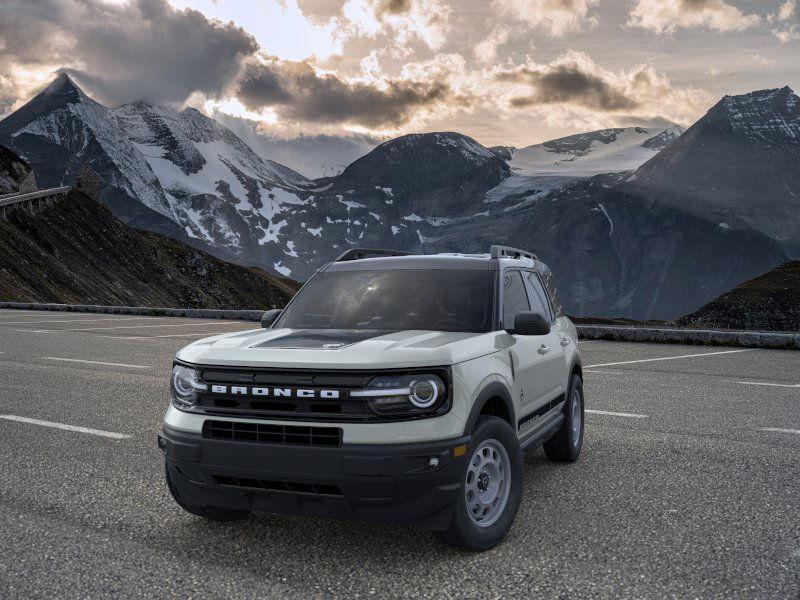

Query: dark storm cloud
[[496, 62, 639, 111], [380, 0, 413, 15], [237, 58, 451, 128], [0, 0, 257, 106]]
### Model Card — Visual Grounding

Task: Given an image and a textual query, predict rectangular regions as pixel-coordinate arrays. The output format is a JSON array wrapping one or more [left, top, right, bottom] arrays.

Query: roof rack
[[489, 244, 538, 261], [334, 248, 414, 262]]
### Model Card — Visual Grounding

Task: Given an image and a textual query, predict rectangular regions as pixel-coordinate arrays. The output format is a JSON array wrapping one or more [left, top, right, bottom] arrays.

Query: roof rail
[[489, 244, 538, 261], [334, 248, 414, 262]]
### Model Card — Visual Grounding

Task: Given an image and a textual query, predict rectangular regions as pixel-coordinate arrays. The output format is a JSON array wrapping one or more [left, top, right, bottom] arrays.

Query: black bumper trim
[[161, 423, 469, 530]]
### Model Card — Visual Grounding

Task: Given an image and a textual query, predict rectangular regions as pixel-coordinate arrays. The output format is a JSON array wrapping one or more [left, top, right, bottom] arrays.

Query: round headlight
[[409, 379, 438, 408], [171, 365, 205, 408]]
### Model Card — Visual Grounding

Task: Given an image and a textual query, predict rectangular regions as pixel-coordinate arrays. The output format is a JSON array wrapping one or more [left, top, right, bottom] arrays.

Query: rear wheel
[[165, 464, 250, 522], [543, 374, 584, 462], [436, 416, 522, 551]]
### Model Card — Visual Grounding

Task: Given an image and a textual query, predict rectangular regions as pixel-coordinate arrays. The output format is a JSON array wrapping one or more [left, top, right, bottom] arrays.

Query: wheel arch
[[570, 356, 583, 381], [464, 382, 516, 434]]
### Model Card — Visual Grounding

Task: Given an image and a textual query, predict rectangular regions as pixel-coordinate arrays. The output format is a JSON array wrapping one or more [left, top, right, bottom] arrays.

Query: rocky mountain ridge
[[0, 189, 295, 308], [677, 261, 800, 331]]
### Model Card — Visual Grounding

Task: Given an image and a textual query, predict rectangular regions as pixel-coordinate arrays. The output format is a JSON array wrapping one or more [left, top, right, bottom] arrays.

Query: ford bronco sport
[[160, 245, 584, 551]]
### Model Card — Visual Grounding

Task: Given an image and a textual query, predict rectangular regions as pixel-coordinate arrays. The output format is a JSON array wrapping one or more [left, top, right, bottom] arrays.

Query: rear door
[[501, 270, 561, 416], [522, 271, 565, 401]]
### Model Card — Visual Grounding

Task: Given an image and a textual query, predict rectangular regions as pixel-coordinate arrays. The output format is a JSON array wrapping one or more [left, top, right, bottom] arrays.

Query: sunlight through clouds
[[167, 0, 346, 60]]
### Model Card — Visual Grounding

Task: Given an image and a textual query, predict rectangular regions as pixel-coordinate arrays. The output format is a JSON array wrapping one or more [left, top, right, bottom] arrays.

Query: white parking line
[[759, 427, 800, 436], [0, 316, 187, 326], [100, 331, 239, 340], [738, 381, 800, 389], [585, 348, 753, 369], [586, 409, 647, 418], [584, 369, 626, 375], [14, 321, 247, 332], [40, 357, 151, 369], [0, 415, 131, 439]]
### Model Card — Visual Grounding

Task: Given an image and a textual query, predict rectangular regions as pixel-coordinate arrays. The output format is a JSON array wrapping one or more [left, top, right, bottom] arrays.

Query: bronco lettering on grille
[[209, 385, 341, 399]]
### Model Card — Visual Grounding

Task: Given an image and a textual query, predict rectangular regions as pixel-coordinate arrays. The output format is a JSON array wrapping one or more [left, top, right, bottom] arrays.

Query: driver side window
[[502, 271, 530, 329]]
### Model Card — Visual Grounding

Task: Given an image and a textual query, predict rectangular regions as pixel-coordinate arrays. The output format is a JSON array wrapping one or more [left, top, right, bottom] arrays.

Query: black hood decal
[[253, 329, 393, 349]]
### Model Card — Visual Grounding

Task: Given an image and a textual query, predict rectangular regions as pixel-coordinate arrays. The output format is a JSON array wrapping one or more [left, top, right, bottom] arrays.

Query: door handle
[[537, 344, 550, 355], [561, 337, 570, 347]]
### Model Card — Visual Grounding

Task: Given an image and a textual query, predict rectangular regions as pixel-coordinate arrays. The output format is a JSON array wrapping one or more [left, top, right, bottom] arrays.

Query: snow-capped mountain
[[634, 86, 800, 255], [213, 112, 378, 179], [422, 89, 800, 319], [508, 126, 684, 177], [0, 73, 316, 270], [1, 75, 794, 320], [258, 131, 512, 275]]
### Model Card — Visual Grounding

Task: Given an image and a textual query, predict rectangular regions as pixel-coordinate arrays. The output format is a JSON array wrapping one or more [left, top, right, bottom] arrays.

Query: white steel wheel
[[571, 386, 582, 449], [464, 439, 511, 528]]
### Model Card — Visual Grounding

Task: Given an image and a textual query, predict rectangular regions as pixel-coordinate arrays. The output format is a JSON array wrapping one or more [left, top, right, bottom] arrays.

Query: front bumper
[[160, 424, 470, 530]]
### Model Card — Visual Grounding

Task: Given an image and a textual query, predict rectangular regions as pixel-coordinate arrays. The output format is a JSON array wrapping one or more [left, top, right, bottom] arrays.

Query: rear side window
[[541, 271, 564, 318], [502, 271, 530, 328], [522, 272, 552, 321]]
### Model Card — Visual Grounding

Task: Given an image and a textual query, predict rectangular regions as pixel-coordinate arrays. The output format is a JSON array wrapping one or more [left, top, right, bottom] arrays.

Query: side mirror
[[509, 311, 550, 336], [260, 309, 282, 329]]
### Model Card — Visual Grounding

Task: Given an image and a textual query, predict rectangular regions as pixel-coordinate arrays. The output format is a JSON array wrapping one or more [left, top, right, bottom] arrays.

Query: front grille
[[204, 420, 342, 447], [214, 475, 343, 497], [188, 366, 451, 422], [195, 368, 374, 421]]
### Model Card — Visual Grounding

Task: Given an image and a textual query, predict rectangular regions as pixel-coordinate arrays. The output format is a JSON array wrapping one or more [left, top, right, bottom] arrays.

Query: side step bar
[[519, 412, 564, 454]]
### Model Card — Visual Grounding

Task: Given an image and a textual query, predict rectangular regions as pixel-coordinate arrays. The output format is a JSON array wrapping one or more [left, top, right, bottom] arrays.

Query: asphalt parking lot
[[0, 309, 798, 599]]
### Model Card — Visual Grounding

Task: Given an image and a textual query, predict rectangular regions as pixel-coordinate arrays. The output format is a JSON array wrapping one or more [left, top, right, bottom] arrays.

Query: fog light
[[428, 457, 439, 468], [157, 434, 167, 453]]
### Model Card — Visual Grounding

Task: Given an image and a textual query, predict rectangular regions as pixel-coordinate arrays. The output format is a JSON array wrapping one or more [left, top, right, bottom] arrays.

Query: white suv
[[160, 245, 584, 551]]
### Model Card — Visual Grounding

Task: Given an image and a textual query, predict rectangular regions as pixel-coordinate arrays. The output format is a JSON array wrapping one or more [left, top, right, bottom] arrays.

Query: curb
[[577, 325, 800, 350], [0, 302, 264, 322]]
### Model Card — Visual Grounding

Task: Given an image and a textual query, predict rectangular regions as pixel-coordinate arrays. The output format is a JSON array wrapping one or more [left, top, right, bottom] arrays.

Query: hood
[[176, 328, 503, 369]]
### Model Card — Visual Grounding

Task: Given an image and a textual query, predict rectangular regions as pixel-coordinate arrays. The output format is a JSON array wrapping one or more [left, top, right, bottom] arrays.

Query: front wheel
[[543, 374, 584, 462], [435, 416, 523, 551]]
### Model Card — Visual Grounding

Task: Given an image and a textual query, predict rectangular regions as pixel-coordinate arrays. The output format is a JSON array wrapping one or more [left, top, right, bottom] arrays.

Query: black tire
[[435, 416, 523, 551], [543, 374, 584, 462], [165, 464, 250, 522]]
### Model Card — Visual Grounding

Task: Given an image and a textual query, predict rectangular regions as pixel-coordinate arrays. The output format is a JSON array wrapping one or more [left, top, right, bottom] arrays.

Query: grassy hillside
[[677, 261, 800, 332], [0, 190, 297, 308]]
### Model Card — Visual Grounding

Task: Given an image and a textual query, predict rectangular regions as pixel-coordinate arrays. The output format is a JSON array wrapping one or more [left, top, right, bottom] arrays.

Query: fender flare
[[569, 354, 583, 380], [464, 381, 516, 433]]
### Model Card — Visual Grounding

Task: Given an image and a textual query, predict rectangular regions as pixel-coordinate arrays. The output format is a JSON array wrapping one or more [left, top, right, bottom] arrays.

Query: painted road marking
[[98, 331, 239, 340], [586, 409, 647, 418], [759, 427, 800, 435], [585, 348, 753, 369], [40, 357, 151, 369], [738, 381, 800, 389], [0, 415, 131, 439], [584, 369, 626, 375], [0, 316, 198, 326], [13, 321, 247, 333]]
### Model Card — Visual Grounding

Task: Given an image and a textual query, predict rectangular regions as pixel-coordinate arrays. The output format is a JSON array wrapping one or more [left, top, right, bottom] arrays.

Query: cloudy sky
[[0, 0, 797, 146]]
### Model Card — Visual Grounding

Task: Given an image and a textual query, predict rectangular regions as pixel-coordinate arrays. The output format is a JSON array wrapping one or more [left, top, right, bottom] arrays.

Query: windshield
[[274, 269, 496, 333]]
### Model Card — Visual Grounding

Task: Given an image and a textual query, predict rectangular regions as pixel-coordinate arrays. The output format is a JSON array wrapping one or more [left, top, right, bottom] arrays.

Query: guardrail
[[0, 302, 265, 321], [0, 186, 71, 208], [577, 324, 800, 350], [1, 303, 798, 349]]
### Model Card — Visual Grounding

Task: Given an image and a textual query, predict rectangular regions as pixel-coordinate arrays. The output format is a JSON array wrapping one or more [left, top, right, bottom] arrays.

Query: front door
[[502, 271, 563, 415]]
